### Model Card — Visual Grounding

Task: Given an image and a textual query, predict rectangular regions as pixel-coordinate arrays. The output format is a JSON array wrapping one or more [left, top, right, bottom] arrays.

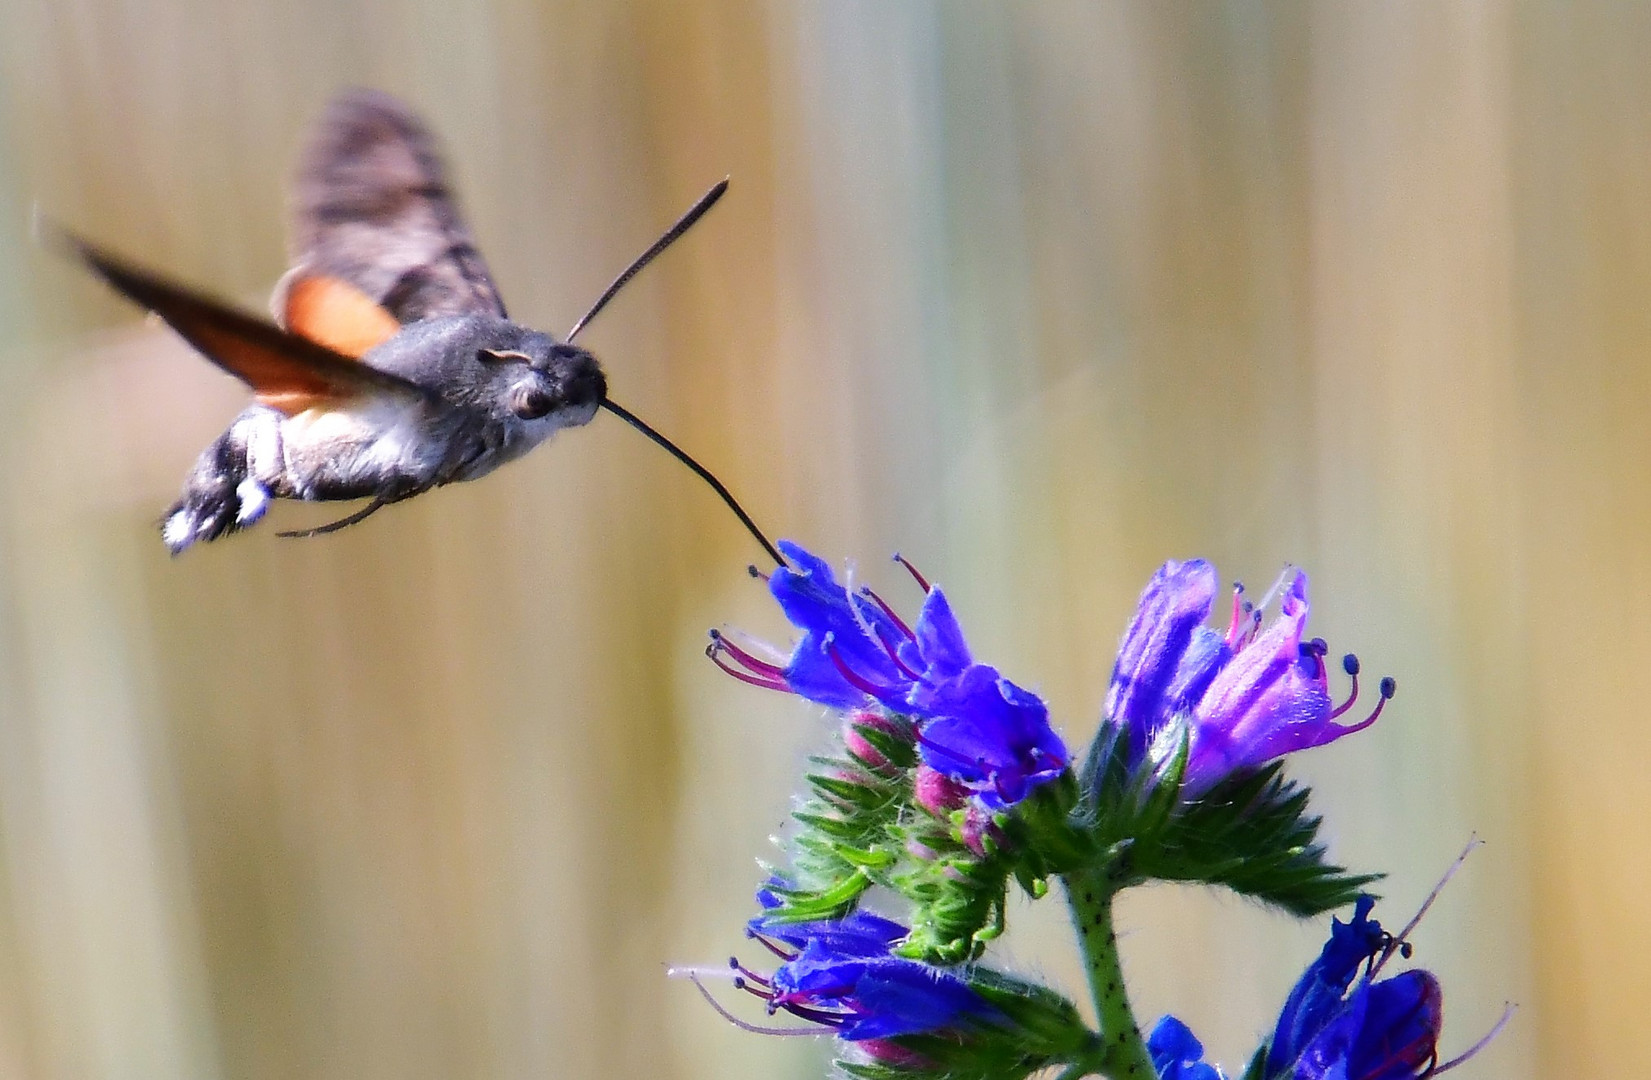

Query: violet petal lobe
[[749, 907, 908, 958], [1147, 1015, 1224, 1080], [1267, 896, 1387, 1076], [1106, 559, 1222, 764], [769, 541, 910, 710], [899, 586, 974, 710], [1291, 970, 1443, 1080], [758, 910, 999, 1042], [834, 960, 998, 1040], [918, 665, 1069, 810], [1184, 571, 1337, 794]]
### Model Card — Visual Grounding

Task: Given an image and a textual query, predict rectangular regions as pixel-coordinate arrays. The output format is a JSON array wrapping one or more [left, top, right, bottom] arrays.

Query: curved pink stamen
[[1336, 676, 1395, 737], [681, 973, 824, 1036], [1226, 582, 1249, 648], [1329, 671, 1361, 720], [872, 624, 925, 681], [731, 957, 773, 989], [745, 931, 799, 962], [893, 553, 932, 594], [707, 648, 789, 691], [709, 630, 786, 678], [859, 587, 915, 640], [774, 1001, 849, 1027], [1429, 1002, 1516, 1076], [827, 639, 893, 698]]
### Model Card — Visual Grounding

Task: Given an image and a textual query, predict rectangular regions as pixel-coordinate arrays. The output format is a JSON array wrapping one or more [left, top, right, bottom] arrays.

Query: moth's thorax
[[355, 315, 604, 481]]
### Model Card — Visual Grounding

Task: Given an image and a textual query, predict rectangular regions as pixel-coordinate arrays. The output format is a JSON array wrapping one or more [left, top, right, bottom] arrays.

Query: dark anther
[[1380, 676, 1398, 699], [1343, 653, 1361, 676]]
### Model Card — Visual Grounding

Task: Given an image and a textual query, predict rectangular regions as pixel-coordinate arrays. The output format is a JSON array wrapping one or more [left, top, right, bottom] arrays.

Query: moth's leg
[[161, 409, 283, 553]]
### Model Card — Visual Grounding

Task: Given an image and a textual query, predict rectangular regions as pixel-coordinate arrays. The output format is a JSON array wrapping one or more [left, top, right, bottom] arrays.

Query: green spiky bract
[[1077, 720, 1379, 916]]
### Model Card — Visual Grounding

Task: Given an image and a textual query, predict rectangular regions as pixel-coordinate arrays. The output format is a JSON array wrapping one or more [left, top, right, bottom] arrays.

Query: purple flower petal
[[751, 907, 999, 1042], [1292, 971, 1442, 1080], [1147, 1016, 1224, 1080], [1106, 560, 1222, 763], [769, 541, 910, 709], [1184, 571, 1338, 794], [918, 666, 1069, 810], [1268, 896, 1388, 1075]]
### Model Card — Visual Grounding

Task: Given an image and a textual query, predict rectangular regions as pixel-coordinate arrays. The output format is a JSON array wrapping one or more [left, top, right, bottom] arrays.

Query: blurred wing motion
[[286, 88, 507, 324], [55, 229, 438, 416]]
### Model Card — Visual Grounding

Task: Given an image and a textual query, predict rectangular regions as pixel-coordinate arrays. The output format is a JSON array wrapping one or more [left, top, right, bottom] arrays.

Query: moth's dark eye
[[510, 383, 555, 420]]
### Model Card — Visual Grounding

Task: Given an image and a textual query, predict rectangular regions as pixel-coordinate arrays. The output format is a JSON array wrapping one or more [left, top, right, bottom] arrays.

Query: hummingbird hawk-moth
[[52, 89, 781, 564]]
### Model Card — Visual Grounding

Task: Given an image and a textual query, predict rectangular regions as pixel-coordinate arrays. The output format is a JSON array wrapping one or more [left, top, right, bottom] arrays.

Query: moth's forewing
[[289, 89, 508, 324], [60, 231, 437, 416]]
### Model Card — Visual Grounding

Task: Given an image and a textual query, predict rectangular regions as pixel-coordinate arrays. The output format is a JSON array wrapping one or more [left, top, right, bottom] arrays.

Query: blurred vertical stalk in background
[[0, 2, 1641, 1078]]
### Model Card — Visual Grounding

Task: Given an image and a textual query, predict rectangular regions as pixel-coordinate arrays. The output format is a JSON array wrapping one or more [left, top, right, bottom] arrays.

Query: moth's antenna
[[566, 178, 729, 344], [600, 398, 784, 568]]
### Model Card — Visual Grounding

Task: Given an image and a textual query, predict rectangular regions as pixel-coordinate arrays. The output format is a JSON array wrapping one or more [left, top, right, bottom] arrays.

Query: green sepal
[[852, 716, 920, 770], [759, 867, 874, 922], [1078, 720, 1379, 916], [886, 776, 1087, 964], [1239, 1044, 1270, 1080], [767, 733, 913, 920]]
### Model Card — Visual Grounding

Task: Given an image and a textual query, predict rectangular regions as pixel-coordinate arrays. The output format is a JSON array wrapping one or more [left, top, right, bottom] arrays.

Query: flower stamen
[[1329, 653, 1362, 719], [871, 624, 925, 681], [1226, 581, 1250, 647], [706, 633, 790, 691], [774, 1001, 850, 1027], [708, 629, 786, 678], [858, 586, 915, 640], [892, 552, 932, 594], [1427, 1002, 1517, 1076], [674, 971, 824, 1036], [730, 957, 773, 988], [1373, 835, 1483, 978], [1338, 675, 1396, 736], [744, 929, 799, 962], [706, 651, 788, 690], [827, 638, 894, 698]]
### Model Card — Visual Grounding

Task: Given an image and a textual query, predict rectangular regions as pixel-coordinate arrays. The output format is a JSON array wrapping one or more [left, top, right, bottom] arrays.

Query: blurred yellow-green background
[[0, 2, 1643, 1077]]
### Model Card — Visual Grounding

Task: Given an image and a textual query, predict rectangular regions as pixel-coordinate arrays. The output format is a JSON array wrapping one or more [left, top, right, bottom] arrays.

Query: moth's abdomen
[[279, 396, 453, 498]]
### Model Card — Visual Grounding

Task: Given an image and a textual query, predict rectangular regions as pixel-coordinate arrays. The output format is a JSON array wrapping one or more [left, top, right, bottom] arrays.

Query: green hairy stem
[[1064, 869, 1156, 1080]]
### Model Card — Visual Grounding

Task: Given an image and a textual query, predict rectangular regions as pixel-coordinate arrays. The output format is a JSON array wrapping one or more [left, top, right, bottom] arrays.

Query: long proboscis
[[600, 398, 784, 568]]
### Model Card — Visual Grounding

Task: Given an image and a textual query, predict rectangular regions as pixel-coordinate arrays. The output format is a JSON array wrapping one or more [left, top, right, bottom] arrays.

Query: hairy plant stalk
[[1064, 870, 1155, 1080]]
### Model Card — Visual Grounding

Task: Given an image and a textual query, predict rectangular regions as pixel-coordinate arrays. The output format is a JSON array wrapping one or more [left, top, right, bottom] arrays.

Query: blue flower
[[1264, 895, 1445, 1080], [917, 665, 1069, 811], [1106, 560, 1393, 796], [748, 887, 907, 958], [1148, 1015, 1224, 1080], [738, 905, 1000, 1041], [1267, 896, 1389, 1075], [1107, 560, 1230, 765], [711, 542, 1069, 809], [765, 542, 917, 709], [1289, 970, 1442, 1080]]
